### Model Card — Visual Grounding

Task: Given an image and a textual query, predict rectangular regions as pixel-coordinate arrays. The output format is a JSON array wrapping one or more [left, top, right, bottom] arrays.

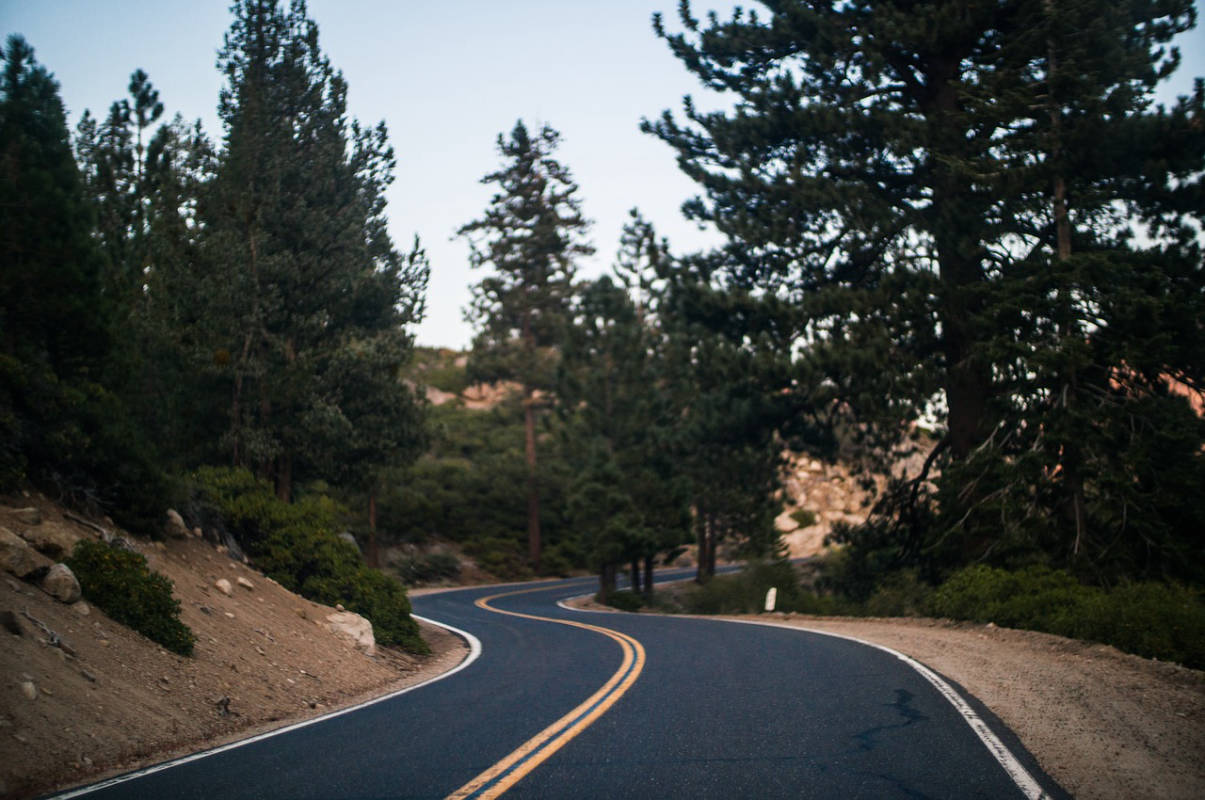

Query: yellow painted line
[[445, 585, 646, 800]]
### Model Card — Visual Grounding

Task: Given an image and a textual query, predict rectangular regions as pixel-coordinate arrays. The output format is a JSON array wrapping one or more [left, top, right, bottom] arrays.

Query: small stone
[[216, 545, 228, 554], [20, 680, 37, 700], [192, 527, 203, 538], [72, 600, 91, 616], [224, 612, 235, 619], [80, 669, 97, 683], [41, 686, 53, 696], [236, 576, 254, 590], [198, 605, 212, 615], [335, 603, 345, 612], [98, 639, 109, 647], [214, 578, 233, 597]]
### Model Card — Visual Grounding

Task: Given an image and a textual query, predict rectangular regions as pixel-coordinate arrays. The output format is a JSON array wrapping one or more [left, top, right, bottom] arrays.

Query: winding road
[[53, 572, 1068, 799]]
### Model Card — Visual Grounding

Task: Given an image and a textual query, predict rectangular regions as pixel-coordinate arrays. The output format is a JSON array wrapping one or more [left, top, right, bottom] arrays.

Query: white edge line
[[49, 615, 483, 799], [558, 599, 1049, 800]]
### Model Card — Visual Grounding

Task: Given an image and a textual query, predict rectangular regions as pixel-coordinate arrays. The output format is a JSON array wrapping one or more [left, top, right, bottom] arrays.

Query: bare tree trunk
[[1046, 0, 1086, 556], [643, 554, 655, 603], [275, 453, 291, 503], [599, 563, 616, 602], [367, 489, 379, 568], [524, 386, 541, 572], [706, 513, 718, 578]]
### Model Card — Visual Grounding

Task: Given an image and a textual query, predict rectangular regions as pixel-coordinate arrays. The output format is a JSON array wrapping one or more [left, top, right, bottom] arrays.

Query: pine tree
[[459, 120, 593, 570], [204, 0, 428, 502], [647, 0, 1203, 580], [0, 36, 164, 523]]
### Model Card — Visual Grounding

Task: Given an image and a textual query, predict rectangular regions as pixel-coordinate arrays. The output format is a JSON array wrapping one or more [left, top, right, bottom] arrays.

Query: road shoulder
[[563, 595, 1205, 800]]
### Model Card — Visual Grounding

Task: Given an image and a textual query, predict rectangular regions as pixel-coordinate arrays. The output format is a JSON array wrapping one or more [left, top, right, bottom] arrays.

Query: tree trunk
[[367, 489, 379, 568], [276, 453, 292, 503], [599, 562, 617, 602], [630, 559, 640, 594], [643, 554, 655, 603], [1046, 1, 1086, 557], [706, 513, 718, 578], [524, 386, 541, 572], [695, 505, 707, 583]]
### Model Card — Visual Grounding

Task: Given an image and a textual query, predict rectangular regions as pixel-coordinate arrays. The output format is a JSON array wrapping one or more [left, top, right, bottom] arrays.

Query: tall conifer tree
[[206, 0, 427, 501], [647, 0, 1203, 580], [460, 121, 593, 570]]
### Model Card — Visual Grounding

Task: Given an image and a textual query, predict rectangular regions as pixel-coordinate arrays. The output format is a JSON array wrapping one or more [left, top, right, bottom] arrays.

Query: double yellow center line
[[446, 586, 646, 799]]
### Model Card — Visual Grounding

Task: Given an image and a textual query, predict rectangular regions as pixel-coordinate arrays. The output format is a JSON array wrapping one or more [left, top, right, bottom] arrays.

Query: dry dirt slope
[[0, 495, 466, 799]]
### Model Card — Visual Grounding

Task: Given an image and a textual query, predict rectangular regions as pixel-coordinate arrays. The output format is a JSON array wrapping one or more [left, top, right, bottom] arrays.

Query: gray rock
[[164, 509, 189, 539], [42, 563, 82, 604], [18, 521, 80, 560], [325, 610, 376, 655], [0, 526, 53, 579]]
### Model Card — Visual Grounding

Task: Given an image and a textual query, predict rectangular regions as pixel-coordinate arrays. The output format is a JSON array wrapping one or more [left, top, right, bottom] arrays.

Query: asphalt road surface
[[54, 571, 1068, 799]]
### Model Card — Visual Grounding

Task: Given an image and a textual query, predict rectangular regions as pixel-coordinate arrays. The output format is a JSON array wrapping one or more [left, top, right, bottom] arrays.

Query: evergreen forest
[[2, 1, 1202, 663]]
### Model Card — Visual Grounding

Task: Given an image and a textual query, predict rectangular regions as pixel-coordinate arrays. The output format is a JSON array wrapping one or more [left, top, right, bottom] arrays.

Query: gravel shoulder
[[566, 595, 1205, 800]]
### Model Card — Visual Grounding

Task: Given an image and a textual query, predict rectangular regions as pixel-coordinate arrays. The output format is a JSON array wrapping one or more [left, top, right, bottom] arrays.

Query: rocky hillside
[[0, 493, 465, 799]]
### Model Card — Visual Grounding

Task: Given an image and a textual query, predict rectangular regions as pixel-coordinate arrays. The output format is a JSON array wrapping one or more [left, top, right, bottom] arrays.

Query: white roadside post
[[764, 587, 777, 612]]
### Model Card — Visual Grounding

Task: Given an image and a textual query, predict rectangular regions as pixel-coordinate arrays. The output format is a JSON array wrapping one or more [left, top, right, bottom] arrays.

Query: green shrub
[[391, 550, 462, 585], [790, 508, 818, 528], [602, 589, 645, 612], [932, 565, 1205, 669], [67, 539, 195, 656], [462, 536, 532, 581], [863, 569, 933, 617], [194, 467, 428, 654]]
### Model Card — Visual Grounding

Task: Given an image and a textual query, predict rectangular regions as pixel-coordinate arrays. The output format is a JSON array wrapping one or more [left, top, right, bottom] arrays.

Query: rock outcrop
[[1, 526, 53, 579], [325, 610, 376, 655]]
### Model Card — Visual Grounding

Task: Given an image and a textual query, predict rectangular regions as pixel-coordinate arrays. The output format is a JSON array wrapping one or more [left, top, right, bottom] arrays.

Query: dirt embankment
[[0, 497, 468, 799]]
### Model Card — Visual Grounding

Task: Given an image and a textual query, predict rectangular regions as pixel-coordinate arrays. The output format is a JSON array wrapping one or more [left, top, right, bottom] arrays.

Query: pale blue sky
[[3, 1, 1202, 349]]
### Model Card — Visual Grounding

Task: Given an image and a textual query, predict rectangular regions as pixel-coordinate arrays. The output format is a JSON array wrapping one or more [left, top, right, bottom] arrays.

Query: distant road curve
[[53, 571, 1067, 799]]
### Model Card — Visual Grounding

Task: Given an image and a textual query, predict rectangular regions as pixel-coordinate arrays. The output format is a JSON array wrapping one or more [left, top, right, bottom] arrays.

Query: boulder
[[18, 521, 80, 560], [42, 563, 82, 604], [214, 578, 233, 597], [325, 611, 376, 655], [164, 509, 189, 539], [1, 526, 53, 579]]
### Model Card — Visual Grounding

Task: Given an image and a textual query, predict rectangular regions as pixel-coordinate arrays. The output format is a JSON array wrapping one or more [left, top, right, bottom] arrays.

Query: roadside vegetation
[[3, 0, 1202, 667], [615, 559, 1205, 670]]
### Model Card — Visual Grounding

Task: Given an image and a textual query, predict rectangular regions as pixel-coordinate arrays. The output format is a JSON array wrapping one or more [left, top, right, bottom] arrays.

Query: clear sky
[[3, 1, 1202, 349]]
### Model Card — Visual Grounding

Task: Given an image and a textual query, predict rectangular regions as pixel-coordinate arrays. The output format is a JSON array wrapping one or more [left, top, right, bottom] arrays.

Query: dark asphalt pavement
[[53, 572, 1067, 799]]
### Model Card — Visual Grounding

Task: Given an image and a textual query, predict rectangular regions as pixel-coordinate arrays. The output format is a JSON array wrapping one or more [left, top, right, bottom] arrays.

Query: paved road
[[56, 572, 1067, 799]]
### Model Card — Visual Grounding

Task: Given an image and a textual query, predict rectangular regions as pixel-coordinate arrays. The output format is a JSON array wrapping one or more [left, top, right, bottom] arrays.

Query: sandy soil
[[568, 592, 1204, 800], [0, 499, 468, 800]]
